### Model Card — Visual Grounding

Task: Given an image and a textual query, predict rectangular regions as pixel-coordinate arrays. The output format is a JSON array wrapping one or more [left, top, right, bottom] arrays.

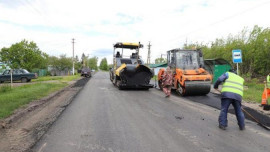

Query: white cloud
[[0, 0, 270, 64]]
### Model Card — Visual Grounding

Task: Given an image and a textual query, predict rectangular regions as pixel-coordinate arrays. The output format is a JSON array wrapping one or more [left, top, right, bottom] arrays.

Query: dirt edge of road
[[0, 77, 90, 152]]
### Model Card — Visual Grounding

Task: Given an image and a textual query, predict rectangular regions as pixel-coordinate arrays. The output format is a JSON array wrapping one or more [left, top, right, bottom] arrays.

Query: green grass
[[32, 75, 80, 82], [0, 84, 12, 93], [243, 79, 265, 103], [0, 75, 81, 119], [0, 83, 67, 119], [61, 75, 80, 82]]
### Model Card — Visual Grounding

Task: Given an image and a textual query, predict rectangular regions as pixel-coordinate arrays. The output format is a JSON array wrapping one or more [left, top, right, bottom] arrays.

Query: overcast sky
[[0, 0, 270, 64]]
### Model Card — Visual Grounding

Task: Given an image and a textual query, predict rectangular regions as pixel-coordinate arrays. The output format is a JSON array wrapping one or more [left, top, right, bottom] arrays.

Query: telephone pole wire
[[147, 41, 151, 65], [72, 38, 75, 75]]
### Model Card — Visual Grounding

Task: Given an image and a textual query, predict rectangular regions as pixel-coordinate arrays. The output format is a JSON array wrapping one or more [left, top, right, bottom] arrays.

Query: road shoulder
[[0, 77, 89, 152]]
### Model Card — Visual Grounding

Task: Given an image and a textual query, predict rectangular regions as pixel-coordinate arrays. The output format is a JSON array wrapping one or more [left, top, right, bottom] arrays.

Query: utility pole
[[147, 41, 151, 65], [72, 38, 75, 75]]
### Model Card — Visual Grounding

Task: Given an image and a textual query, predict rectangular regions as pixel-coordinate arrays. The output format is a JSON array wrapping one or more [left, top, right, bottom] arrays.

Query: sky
[[0, 0, 270, 64]]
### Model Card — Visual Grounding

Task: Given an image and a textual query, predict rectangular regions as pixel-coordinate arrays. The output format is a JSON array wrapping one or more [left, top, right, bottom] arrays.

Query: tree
[[81, 53, 87, 67], [48, 55, 72, 71], [57, 54, 72, 70], [48, 56, 58, 70], [155, 58, 166, 64], [74, 55, 81, 70], [0, 39, 48, 71], [88, 56, 98, 70], [184, 25, 270, 77], [99, 58, 108, 71]]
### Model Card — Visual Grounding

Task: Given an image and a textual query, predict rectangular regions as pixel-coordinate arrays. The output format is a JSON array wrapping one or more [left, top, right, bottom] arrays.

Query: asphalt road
[[33, 71, 270, 152]]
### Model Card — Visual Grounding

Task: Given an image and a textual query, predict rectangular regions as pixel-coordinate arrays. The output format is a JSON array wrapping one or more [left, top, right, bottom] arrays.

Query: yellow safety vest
[[221, 72, 244, 97]]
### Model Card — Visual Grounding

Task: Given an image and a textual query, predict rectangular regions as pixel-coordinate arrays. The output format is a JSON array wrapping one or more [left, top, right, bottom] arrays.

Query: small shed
[[204, 58, 232, 83], [149, 63, 167, 75]]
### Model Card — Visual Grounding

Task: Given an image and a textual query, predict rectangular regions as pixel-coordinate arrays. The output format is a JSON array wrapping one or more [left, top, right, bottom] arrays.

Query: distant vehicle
[[0, 69, 38, 83], [81, 67, 91, 78]]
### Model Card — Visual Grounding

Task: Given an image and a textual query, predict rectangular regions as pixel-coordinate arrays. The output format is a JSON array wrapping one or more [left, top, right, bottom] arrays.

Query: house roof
[[204, 58, 231, 65]]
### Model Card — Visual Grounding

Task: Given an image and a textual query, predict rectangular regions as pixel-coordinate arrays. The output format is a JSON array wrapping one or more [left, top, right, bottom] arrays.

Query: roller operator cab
[[110, 42, 154, 90], [158, 49, 212, 96]]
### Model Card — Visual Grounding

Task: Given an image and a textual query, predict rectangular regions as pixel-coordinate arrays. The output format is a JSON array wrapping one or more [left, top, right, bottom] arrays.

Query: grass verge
[[243, 79, 265, 103], [0, 83, 67, 119], [32, 74, 80, 82]]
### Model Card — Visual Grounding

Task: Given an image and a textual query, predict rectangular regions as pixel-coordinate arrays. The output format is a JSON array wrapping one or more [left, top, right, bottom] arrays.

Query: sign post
[[232, 49, 242, 75]]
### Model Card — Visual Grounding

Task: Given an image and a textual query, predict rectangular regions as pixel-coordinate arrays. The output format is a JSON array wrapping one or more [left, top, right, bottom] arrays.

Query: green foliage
[[155, 58, 167, 64], [48, 54, 72, 71], [108, 64, 113, 70], [185, 25, 270, 77], [99, 57, 108, 71], [74, 55, 81, 70], [88, 56, 98, 70], [0, 39, 48, 71], [57, 54, 72, 70]]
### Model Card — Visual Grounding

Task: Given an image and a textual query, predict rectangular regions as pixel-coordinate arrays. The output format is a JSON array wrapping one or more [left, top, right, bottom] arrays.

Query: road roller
[[158, 49, 212, 96], [110, 42, 154, 89]]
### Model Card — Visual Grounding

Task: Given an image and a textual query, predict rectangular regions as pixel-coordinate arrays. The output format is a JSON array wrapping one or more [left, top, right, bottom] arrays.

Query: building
[[204, 58, 232, 83], [149, 63, 167, 75]]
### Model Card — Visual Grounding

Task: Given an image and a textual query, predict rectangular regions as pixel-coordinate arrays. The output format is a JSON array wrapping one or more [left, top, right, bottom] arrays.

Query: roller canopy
[[114, 42, 143, 49]]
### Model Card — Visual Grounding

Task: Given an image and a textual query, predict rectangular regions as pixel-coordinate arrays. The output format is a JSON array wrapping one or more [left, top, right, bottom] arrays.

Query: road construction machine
[[158, 49, 212, 96], [110, 42, 154, 89]]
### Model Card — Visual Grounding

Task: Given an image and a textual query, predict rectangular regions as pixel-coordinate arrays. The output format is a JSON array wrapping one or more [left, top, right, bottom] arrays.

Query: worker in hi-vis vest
[[214, 69, 245, 130], [261, 73, 270, 105]]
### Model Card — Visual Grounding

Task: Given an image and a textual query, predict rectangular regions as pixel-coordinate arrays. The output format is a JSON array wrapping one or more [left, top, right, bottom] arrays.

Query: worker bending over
[[162, 66, 173, 98], [261, 73, 270, 105], [214, 69, 245, 130]]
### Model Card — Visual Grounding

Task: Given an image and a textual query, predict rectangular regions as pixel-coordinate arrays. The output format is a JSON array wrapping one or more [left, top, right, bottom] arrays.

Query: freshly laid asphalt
[[153, 79, 270, 127], [33, 71, 270, 152]]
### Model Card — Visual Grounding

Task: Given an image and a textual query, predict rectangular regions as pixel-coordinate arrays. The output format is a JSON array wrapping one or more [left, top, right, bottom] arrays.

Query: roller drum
[[184, 81, 211, 95]]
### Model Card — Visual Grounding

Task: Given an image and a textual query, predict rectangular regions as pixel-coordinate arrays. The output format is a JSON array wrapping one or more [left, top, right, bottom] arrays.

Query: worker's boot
[[219, 125, 226, 130], [239, 126, 245, 131]]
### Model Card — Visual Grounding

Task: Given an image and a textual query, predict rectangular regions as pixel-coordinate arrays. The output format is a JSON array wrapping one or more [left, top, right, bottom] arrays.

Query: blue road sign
[[232, 49, 242, 63]]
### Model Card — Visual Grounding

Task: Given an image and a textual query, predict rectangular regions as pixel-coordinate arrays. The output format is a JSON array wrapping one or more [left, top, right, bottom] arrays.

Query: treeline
[[0, 39, 99, 73], [184, 25, 270, 77]]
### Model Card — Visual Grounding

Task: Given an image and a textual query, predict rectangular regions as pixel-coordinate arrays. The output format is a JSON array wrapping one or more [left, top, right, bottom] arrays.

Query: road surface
[[33, 71, 270, 152]]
